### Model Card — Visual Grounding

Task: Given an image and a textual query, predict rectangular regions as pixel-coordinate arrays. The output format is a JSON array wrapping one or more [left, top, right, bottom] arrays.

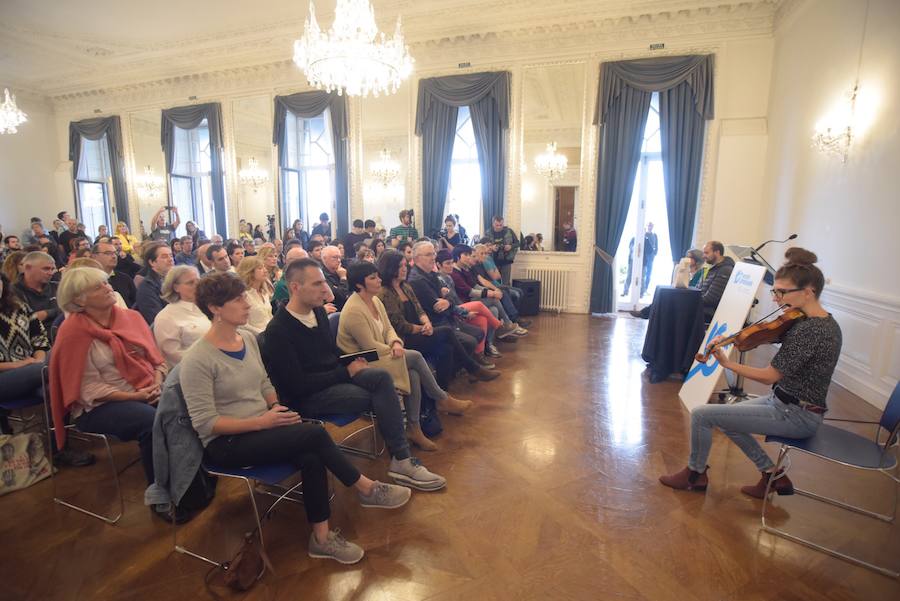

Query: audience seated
[[114, 222, 139, 258], [173, 236, 195, 266], [49, 266, 173, 521], [93, 240, 136, 307], [111, 235, 140, 278], [473, 244, 530, 330], [343, 219, 370, 253], [204, 244, 233, 276], [185, 221, 206, 248], [260, 258, 446, 491], [153, 265, 208, 367], [699, 241, 735, 321], [408, 242, 498, 367], [321, 246, 350, 310], [272, 244, 308, 307], [256, 246, 281, 285], [134, 242, 174, 325], [2, 250, 26, 284], [15, 251, 60, 332], [339, 262, 473, 451], [450, 245, 523, 340], [236, 256, 274, 334], [226, 240, 244, 268], [179, 273, 410, 564], [0, 273, 49, 432], [376, 250, 498, 390]]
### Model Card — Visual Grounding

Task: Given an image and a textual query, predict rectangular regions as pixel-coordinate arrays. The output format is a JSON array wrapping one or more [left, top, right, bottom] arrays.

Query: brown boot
[[437, 395, 473, 415], [407, 424, 437, 451], [659, 466, 709, 492], [469, 367, 500, 382], [741, 470, 794, 499]]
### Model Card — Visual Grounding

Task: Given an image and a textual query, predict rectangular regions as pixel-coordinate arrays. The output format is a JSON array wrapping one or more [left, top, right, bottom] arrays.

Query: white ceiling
[[0, 0, 783, 97]]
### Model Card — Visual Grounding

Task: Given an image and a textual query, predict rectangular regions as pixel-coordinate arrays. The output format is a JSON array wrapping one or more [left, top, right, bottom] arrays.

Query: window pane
[[77, 135, 111, 182], [282, 170, 301, 227], [282, 108, 336, 229], [446, 106, 482, 238], [304, 167, 334, 228], [76, 181, 108, 238]]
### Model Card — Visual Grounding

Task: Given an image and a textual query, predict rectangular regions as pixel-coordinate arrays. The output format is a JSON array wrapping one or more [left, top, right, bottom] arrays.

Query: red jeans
[[460, 302, 502, 353]]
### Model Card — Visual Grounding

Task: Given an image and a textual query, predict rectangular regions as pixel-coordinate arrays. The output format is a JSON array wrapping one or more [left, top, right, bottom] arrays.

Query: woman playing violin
[[660, 248, 842, 498]]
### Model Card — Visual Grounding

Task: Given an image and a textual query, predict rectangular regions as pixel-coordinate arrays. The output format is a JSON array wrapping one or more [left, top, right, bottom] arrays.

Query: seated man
[[699, 241, 735, 321], [93, 241, 136, 307], [320, 245, 350, 310], [15, 251, 61, 332], [473, 244, 529, 328], [272, 244, 308, 308], [450, 245, 523, 340], [204, 244, 233, 276], [260, 258, 446, 491], [134, 242, 174, 325]]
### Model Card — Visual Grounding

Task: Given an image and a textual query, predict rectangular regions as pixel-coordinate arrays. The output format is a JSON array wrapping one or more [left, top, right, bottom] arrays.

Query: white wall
[[0, 96, 69, 234], [761, 0, 900, 407]]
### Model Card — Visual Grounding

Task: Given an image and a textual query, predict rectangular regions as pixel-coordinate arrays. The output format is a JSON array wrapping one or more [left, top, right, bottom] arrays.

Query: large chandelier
[[239, 157, 269, 191], [369, 148, 400, 186], [293, 0, 414, 97], [0, 88, 28, 135], [136, 165, 164, 200], [534, 142, 568, 181]]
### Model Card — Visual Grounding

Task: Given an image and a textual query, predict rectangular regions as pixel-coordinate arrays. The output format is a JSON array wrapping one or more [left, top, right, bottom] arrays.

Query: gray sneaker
[[358, 481, 412, 509], [308, 529, 364, 564], [388, 457, 447, 491], [496, 323, 518, 340]]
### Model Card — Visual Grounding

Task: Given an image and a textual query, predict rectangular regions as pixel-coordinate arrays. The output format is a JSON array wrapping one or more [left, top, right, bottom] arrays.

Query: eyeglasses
[[770, 287, 805, 298]]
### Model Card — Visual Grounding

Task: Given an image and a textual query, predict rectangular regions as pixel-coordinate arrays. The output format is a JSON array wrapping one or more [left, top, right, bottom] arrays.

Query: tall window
[[446, 106, 483, 239], [281, 109, 335, 229], [75, 135, 113, 239], [170, 118, 217, 236]]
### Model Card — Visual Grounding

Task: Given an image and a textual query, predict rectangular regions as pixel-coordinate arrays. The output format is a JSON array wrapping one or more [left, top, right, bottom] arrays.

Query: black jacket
[[700, 256, 735, 318], [260, 306, 351, 407], [135, 270, 167, 325], [323, 268, 350, 311], [108, 270, 137, 308], [407, 265, 453, 326]]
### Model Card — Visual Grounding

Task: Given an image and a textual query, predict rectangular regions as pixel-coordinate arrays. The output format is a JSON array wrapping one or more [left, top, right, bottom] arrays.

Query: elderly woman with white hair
[[48, 267, 178, 522], [152, 265, 209, 367]]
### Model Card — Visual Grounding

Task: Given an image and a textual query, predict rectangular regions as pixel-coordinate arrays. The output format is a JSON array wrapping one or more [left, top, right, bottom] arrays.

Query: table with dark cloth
[[640, 286, 706, 383]]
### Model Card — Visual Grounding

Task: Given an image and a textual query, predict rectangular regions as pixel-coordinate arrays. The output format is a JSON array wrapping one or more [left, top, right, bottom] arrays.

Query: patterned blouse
[[0, 303, 50, 363]]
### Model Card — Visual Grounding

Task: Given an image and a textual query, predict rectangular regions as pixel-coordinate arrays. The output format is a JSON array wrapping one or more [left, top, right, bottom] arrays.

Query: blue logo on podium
[[684, 321, 729, 382]]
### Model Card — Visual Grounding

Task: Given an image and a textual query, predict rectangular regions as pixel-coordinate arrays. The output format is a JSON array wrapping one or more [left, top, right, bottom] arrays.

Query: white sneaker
[[388, 457, 447, 491], [513, 327, 528, 336], [308, 529, 364, 564]]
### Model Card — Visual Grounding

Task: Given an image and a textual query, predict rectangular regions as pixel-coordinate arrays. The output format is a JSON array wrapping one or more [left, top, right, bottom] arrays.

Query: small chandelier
[[239, 157, 269, 191], [136, 165, 164, 200], [0, 88, 28, 135], [293, 0, 414, 97], [534, 142, 568, 181], [811, 83, 857, 163], [369, 148, 400, 186]]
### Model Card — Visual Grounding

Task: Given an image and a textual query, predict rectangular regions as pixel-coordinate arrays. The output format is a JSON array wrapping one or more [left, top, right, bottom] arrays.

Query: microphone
[[754, 233, 797, 253]]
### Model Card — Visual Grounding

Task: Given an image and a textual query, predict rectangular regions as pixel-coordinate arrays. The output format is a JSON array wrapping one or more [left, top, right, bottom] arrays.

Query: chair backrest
[[328, 311, 341, 343], [880, 381, 900, 445]]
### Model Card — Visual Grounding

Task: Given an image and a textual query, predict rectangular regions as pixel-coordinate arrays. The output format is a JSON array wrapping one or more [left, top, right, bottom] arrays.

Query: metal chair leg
[[334, 413, 384, 459], [52, 430, 124, 525], [761, 444, 900, 578]]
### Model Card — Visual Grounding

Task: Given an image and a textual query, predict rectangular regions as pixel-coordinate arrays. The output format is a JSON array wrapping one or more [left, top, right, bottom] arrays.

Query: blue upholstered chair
[[761, 382, 900, 578]]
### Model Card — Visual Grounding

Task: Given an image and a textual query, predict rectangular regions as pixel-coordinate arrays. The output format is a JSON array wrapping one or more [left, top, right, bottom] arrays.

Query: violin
[[695, 306, 806, 363]]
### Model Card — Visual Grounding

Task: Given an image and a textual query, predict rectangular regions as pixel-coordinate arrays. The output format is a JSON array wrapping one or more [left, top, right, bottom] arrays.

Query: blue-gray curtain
[[416, 71, 510, 236], [273, 91, 349, 240], [69, 116, 130, 227], [590, 86, 652, 314], [590, 55, 714, 313], [161, 103, 227, 236]]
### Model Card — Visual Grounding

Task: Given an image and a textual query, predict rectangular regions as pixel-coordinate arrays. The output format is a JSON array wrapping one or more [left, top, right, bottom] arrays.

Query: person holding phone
[[149, 206, 180, 242]]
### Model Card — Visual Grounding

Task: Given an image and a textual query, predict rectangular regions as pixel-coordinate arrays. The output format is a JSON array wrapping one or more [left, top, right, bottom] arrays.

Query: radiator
[[521, 268, 571, 313]]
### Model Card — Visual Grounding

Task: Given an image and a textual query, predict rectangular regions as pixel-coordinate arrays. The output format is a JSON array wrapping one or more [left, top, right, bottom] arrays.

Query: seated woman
[[376, 250, 498, 391], [0, 273, 49, 433], [236, 257, 274, 334], [631, 248, 705, 319], [115, 222, 140, 258], [49, 266, 173, 520], [660, 249, 842, 497], [256, 246, 281, 286], [180, 273, 410, 565], [153, 265, 208, 367], [338, 263, 472, 450]]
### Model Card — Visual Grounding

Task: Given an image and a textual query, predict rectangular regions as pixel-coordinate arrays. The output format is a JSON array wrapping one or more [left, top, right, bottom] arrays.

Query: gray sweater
[[180, 330, 276, 446]]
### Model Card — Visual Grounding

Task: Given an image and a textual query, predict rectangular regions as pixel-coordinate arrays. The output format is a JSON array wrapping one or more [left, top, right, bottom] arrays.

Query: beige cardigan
[[336, 292, 411, 394]]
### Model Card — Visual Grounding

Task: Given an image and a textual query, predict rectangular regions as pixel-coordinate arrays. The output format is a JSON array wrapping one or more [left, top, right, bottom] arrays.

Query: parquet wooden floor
[[1, 313, 898, 600]]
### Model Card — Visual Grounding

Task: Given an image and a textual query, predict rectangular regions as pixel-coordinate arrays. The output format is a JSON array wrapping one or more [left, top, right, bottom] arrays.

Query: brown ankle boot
[[469, 367, 500, 382], [659, 466, 709, 491], [437, 396, 473, 415], [741, 470, 794, 499], [407, 424, 438, 451]]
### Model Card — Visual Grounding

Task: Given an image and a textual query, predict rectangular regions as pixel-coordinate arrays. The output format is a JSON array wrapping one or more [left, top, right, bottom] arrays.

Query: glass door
[[615, 93, 674, 311]]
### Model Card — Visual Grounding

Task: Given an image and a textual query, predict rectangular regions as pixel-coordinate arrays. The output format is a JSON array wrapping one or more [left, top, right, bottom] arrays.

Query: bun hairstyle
[[775, 247, 825, 298]]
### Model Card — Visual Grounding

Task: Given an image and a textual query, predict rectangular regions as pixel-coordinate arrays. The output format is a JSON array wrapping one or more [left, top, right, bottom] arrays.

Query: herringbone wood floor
[[2, 313, 898, 600]]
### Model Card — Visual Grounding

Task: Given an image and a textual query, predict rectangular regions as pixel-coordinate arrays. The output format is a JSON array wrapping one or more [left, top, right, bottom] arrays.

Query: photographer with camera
[[388, 210, 418, 248]]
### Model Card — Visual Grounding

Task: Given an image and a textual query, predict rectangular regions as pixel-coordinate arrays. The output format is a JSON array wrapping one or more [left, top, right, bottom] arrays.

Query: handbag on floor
[[0, 432, 51, 496], [205, 528, 274, 597]]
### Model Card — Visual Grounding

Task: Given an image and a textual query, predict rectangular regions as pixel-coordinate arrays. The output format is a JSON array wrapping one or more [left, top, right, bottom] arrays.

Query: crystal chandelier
[[136, 165, 164, 200], [293, 0, 414, 97], [534, 142, 568, 181], [0, 88, 28, 135], [239, 157, 270, 191], [811, 84, 857, 163], [369, 148, 400, 186]]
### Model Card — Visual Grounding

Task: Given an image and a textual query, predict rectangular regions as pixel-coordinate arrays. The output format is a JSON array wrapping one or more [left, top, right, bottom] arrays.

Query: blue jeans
[[75, 401, 157, 484], [0, 362, 44, 400], [688, 392, 822, 473]]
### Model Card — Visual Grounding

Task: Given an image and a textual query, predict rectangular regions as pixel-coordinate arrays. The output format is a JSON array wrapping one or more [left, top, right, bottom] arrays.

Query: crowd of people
[[0, 207, 535, 564]]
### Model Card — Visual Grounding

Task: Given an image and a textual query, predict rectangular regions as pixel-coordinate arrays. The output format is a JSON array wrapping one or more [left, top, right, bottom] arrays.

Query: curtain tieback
[[594, 246, 614, 265]]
